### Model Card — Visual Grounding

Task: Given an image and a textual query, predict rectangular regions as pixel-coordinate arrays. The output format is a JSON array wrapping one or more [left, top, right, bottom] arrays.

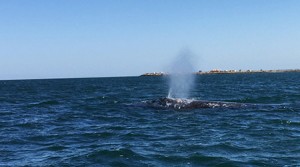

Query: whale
[[144, 97, 249, 109]]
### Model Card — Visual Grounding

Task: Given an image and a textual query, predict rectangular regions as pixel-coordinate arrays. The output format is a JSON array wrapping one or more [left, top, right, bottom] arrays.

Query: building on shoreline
[[141, 72, 167, 76]]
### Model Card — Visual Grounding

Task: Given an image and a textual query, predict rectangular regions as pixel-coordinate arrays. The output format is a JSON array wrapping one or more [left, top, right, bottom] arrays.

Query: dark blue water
[[1, 73, 300, 166]]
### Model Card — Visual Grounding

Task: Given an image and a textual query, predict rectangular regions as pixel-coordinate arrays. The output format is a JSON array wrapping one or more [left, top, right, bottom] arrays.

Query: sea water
[[0, 73, 300, 166]]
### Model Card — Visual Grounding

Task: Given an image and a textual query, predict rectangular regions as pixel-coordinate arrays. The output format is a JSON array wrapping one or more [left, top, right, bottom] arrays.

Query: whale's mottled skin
[[145, 97, 248, 109]]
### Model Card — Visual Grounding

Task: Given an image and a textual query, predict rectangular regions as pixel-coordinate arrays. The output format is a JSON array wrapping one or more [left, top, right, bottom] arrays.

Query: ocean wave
[[152, 153, 242, 166], [26, 100, 60, 108]]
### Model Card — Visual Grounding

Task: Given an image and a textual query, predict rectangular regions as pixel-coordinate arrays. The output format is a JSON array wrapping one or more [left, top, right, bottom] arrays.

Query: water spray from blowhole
[[167, 49, 196, 99]]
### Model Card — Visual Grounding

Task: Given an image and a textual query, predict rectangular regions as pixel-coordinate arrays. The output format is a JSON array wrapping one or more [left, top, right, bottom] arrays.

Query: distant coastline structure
[[141, 72, 167, 76], [140, 69, 300, 76]]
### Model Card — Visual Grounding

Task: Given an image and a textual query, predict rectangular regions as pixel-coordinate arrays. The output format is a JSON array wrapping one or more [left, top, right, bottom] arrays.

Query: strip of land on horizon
[[141, 69, 300, 76]]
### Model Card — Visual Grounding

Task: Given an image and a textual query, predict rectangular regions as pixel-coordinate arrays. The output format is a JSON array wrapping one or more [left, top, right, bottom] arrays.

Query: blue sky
[[0, 0, 299, 79]]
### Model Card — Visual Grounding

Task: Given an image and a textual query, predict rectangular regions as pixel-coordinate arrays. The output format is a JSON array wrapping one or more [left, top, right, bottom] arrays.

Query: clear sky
[[1, 0, 299, 80]]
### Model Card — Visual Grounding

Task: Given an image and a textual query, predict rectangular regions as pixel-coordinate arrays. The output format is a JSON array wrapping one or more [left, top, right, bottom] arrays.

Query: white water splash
[[167, 50, 196, 99]]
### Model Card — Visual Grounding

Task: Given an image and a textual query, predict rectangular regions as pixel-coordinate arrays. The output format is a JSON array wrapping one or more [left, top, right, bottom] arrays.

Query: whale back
[[145, 97, 247, 109]]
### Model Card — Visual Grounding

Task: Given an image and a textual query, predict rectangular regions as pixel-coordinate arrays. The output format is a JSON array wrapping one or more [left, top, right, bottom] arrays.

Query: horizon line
[[2, 68, 300, 81]]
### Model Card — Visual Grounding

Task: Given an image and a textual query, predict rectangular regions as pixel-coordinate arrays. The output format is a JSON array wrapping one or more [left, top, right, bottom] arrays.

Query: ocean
[[0, 73, 299, 166]]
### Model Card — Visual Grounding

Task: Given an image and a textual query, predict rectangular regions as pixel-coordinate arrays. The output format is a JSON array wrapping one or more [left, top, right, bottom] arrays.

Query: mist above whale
[[167, 50, 195, 99]]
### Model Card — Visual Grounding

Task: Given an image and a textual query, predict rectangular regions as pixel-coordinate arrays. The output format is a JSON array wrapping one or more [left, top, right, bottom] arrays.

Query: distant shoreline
[[140, 69, 300, 76]]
